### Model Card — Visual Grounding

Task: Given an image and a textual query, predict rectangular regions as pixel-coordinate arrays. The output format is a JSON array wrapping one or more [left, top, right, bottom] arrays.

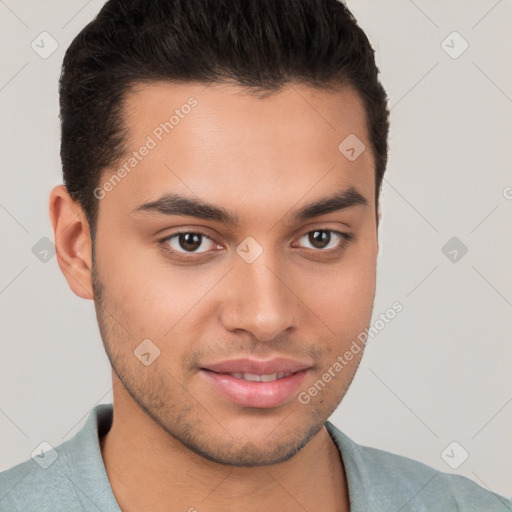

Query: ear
[[49, 185, 94, 300]]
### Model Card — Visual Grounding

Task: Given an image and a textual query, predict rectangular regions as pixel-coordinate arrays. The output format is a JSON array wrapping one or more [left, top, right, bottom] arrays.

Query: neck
[[100, 375, 350, 512]]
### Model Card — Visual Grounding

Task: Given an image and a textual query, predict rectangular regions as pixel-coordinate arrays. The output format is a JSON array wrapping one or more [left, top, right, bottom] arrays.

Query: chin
[[181, 434, 312, 467], [160, 417, 325, 467]]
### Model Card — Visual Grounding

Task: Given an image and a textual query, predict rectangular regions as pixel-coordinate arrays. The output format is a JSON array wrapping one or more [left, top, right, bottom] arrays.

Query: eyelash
[[159, 229, 354, 261]]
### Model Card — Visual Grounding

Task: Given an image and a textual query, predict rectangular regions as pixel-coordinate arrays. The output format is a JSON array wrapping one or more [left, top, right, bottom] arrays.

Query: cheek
[[95, 232, 219, 352], [298, 253, 376, 329], [93, 231, 167, 332]]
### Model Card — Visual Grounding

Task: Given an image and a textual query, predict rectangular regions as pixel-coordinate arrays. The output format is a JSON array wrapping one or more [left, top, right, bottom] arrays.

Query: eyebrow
[[131, 186, 368, 226]]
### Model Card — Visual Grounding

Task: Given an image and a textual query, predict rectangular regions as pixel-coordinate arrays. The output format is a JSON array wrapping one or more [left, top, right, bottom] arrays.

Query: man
[[0, 0, 510, 511]]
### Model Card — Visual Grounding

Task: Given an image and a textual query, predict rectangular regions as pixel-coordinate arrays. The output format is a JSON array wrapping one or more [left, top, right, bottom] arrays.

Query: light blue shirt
[[0, 403, 510, 511]]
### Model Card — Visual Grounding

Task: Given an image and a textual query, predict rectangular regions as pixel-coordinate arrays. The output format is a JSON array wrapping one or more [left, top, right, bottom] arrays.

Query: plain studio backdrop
[[1, 0, 511, 499]]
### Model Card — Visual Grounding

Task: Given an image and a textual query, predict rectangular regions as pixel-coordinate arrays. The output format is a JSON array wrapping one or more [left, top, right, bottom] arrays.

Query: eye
[[162, 231, 219, 255], [159, 228, 354, 262], [294, 229, 353, 251]]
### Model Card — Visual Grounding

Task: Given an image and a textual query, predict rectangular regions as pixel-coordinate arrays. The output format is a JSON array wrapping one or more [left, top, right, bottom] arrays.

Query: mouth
[[199, 358, 311, 408]]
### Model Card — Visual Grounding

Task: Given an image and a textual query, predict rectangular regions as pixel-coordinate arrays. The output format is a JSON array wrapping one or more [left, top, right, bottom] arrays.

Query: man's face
[[91, 81, 378, 466]]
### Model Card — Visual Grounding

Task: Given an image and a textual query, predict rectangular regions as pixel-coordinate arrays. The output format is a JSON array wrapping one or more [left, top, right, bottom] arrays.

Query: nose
[[219, 250, 298, 343]]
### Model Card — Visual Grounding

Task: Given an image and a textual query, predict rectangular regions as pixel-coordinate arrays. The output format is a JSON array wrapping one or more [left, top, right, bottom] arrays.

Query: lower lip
[[201, 369, 309, 408]]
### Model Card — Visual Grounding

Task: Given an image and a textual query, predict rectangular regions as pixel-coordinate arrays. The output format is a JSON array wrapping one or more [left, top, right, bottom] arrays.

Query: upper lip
[[201, 357, 311, 375]]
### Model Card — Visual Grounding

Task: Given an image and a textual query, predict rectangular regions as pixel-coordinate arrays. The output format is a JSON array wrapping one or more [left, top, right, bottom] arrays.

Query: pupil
[[180, 233, 201, 252], [310, 230, 329, 249]]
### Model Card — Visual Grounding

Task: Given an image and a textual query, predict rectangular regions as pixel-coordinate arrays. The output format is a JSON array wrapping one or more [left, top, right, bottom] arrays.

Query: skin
[[49, 81, 379, 512]]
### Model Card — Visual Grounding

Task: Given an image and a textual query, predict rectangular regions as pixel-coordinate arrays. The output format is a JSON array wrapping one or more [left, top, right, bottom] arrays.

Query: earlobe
[[49, 185, 94, 300]]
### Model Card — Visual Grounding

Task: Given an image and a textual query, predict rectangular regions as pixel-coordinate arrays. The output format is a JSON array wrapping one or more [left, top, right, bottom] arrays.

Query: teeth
[[243, 372, 267, 382], [228, 372, 291, 382]]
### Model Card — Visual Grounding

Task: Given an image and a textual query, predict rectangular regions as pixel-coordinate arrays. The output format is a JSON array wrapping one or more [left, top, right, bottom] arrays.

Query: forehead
[[122, 80, 370, 153], [100, 81, 375, 225]]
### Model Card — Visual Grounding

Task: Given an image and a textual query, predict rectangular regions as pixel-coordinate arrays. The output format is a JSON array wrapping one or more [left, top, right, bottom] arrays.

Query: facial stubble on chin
[[89, 259, 359, 467]]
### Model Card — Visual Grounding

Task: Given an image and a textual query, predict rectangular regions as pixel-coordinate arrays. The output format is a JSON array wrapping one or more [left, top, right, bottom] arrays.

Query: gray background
[[1, 0, 511, 499]]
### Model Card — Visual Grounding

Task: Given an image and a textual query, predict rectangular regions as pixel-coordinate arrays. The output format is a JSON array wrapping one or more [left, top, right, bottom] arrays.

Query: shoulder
[[0, 404, 118, 512], [0, 438, 81, 512], [325, 421, 512, 512]]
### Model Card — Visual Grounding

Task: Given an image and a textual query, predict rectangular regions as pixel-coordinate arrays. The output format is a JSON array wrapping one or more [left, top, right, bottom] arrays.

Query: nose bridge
[[220, 245, 297, 341]]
